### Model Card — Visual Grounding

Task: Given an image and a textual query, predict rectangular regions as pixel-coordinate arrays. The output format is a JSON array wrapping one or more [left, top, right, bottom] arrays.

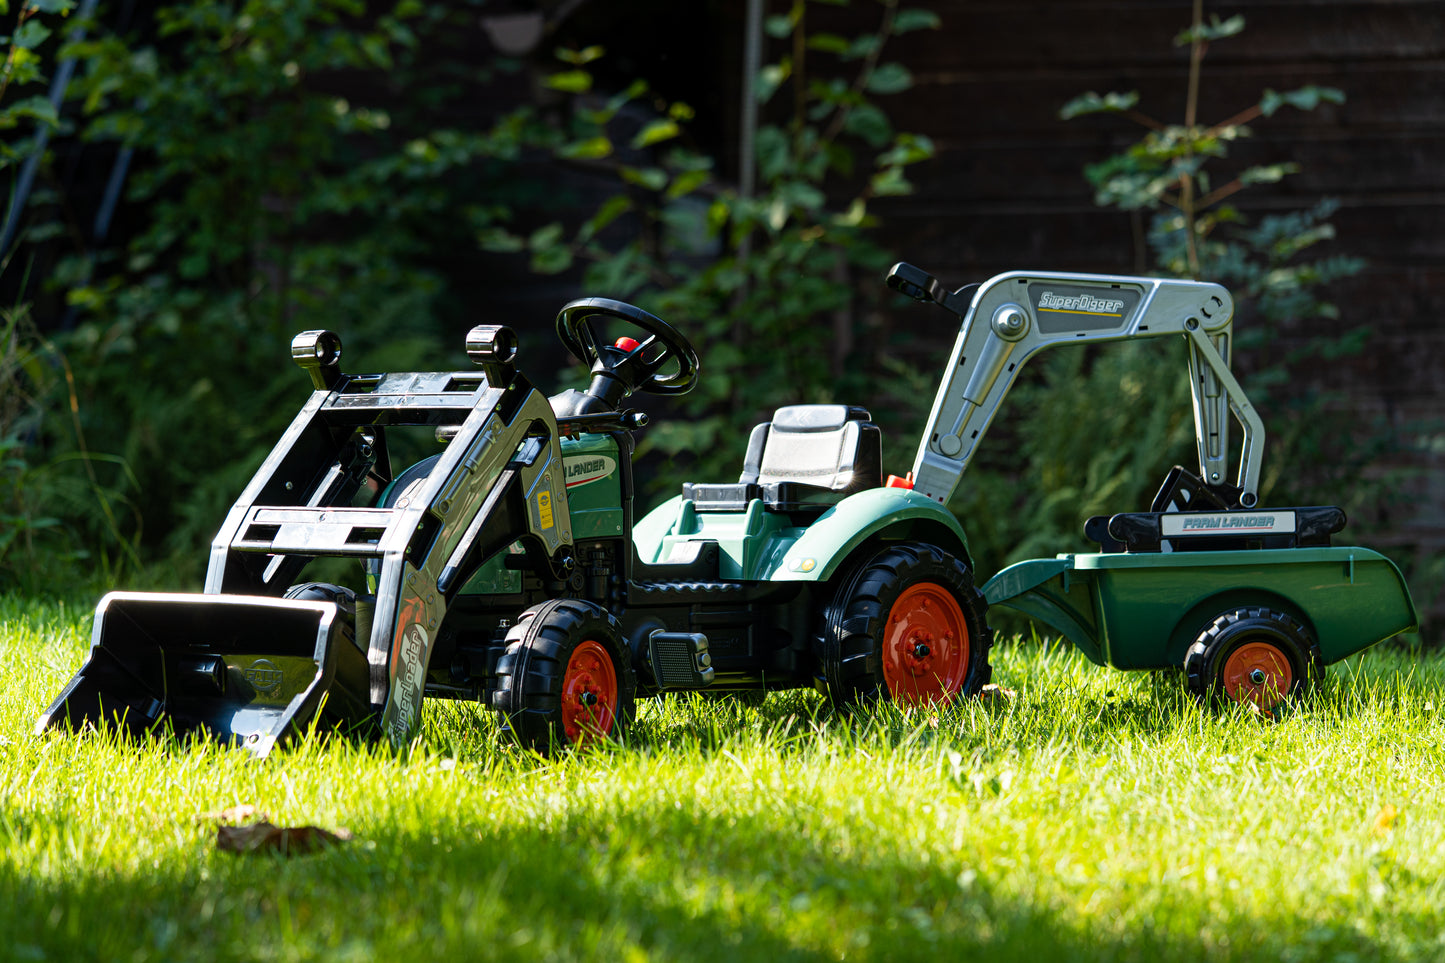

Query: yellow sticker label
[[537, 490, 554, 529]]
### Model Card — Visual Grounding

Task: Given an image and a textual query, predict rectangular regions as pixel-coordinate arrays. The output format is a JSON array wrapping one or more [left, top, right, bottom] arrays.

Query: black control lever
[[886, 262, 978, 318]]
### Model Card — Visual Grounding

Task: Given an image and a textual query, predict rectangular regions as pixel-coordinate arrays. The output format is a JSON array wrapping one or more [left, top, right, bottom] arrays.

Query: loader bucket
[[37, 592, 376, 757]]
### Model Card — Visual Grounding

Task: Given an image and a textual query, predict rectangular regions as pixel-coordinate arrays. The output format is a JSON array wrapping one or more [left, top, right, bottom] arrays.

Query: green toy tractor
[[40, 296, 992, 755], [39, 264, 1418, 754]]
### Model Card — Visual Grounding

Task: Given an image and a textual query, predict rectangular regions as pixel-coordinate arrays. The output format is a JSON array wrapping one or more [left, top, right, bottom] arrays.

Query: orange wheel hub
[[1221, 641, 1294, 710], [881, 583, 970, 705], [560, 640, 618, 743]]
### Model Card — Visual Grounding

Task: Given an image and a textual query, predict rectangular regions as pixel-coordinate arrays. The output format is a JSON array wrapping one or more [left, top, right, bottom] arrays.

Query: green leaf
[[892, 9, 941, 34], [834, 197, 870, 227], [1060, 90, 1139, 120], [877, 132, 934, 167], [764, 14, 794, 39], [755, 125, 790, 183], [585, 195, 632, 236], [1238, 162, 1299, 186], [620, 166, 667, 191], [706, 199, 730, 236], [544, 70, 592, 94], [555, 45, 605, 65], [631, 119, 679, 149], [13, 19, 51, 49], [778, 181, 826, 211], [23, 220, 65, 242], [1258, 85, 1345, 117], [807, 33, 850, 55], [558, 136, 611, 160], [28, 0, 76, 13], [843, 103, 891, 147], [1175, 14, 1245, 46], [756, 62, 788, 104], [606, 79, 648, 113], [665, 169, 710, 200], [865, 63, 913, 95], [477, 228, 524, 254], [530, 244, 573, 275], [4, 94, 58, 125], [869, 166, 912, 197], [528, 222, 565, 250], [843, 35, 880, 61]]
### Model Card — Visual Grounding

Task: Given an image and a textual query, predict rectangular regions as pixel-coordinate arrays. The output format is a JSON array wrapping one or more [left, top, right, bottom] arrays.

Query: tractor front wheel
[[493, 599, 636, 751], [817, 544, 992, 708], [1184, 606, 1321, 714]]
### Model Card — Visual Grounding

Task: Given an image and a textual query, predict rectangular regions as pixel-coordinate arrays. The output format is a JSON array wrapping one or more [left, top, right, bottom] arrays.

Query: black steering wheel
[[556, 297, 700, 397]]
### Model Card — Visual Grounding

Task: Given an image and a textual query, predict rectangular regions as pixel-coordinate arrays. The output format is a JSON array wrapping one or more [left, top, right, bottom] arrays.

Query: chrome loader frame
[[40, 325, 573, 755]]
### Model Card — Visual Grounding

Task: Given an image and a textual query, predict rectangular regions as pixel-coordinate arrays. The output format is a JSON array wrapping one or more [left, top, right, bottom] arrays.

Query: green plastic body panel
[[455, 433, 623, 597], [633, 494, 807, 580], [985, 546, 1419, 670], [634, 487, 971, 583], [459, 550, 522, 595], [558, 433, 625, 539]]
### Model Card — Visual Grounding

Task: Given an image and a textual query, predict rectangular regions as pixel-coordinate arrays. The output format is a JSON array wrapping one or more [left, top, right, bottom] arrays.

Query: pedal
[[646, 631, 715, 688]]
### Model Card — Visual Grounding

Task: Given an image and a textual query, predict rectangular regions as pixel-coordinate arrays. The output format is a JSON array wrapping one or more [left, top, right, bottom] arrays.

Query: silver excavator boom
[[886, 263, 1266, 509]]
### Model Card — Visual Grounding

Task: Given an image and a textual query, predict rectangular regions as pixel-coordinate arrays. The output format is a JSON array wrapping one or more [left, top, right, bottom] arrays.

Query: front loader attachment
[[38, 323, 576, 757], [37, 592, 375, 757]]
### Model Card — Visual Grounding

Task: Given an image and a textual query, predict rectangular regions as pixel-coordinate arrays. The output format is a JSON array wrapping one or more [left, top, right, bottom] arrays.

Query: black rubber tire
[[283, 581, 357, 611], [816, 543, 992, 707], [492, 598, 637, 751], [1183, 606, 1322, 711], [284, 582, 362, 650]]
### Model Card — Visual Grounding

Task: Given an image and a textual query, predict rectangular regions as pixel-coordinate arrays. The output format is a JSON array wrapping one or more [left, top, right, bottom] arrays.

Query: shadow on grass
[[1, 797, 1413, 963]]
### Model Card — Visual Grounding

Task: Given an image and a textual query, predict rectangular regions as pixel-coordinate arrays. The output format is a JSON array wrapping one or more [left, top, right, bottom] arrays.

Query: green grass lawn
[[3, 593, 1443, 962]]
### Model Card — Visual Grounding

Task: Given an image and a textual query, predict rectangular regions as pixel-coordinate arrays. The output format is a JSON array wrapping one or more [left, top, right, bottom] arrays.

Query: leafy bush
[[2, 0, 942, 585], [487, 0, 942, 492], [0, 1, 563, 585]]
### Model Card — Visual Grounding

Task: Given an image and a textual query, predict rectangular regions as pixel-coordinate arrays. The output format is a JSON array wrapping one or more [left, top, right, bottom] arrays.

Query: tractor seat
[[682, 404, 882, 513]]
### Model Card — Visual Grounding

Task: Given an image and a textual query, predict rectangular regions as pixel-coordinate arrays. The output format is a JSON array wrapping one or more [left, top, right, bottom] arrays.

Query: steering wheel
[[555, 297, 700, 397]]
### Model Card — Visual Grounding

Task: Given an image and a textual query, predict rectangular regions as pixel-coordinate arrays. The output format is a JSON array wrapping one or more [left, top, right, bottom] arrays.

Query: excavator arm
[[887, 263, 1265, 510]]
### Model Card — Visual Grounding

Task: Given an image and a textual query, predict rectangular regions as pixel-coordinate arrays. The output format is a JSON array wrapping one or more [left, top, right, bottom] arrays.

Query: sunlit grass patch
[[3, 595, 1444, 961]]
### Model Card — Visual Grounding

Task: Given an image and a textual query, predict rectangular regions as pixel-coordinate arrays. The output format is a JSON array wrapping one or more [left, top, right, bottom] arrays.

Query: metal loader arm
[[891, 265, 1265, 509]]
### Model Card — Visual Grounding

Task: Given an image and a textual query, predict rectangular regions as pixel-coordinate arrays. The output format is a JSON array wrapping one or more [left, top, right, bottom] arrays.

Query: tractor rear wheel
[[817, 544, 992, 708], [1184, 606, 1321, 713], [493, 599, 636, 751]]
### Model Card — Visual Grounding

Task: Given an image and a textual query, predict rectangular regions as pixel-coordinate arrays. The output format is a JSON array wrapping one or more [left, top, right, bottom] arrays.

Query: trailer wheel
[[818, 544, 992, 708], [1184, 606, 1322, 713], [493, 599, 636, 751]]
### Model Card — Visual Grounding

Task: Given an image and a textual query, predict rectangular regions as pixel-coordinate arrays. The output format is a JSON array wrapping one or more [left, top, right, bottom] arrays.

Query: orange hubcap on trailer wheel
[[560, 640, 618, 743], [881, 583, 970, 705], [1221, 641, 1294, 710]]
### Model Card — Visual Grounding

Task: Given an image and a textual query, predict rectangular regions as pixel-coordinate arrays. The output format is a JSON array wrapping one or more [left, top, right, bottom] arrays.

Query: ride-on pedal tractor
[[887, 262, 1417, 712], [40, 298, 993, 755], [39, 264, 1418, 754]]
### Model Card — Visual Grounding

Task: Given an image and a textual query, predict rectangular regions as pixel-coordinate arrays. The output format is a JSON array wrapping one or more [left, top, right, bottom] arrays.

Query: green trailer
[[985, 544, 1417, 707]]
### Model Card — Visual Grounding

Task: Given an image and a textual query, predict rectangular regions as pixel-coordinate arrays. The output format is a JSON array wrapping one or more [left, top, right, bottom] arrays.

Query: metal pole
[[0, 0, 102, 258], [739, 0, 763, 205]]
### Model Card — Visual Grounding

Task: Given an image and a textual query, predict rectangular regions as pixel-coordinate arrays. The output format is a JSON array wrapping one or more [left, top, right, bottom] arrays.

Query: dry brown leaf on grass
[[197, 805, 353, 856], [195, 804, 268, 824], [215, 821, 353, 856]]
